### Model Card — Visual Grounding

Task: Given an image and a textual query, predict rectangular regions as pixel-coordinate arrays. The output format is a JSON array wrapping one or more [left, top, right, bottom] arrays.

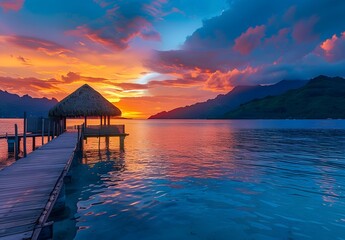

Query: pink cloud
[[265, 28, 290, 45], [319, 32, 345, 62], [233, 25, 266, 55], [61, 72, 109, 83], [292, 15, 319, 43], [205, 67, 258, 91], [4, 35, 71, 56], [0, 0, 24, 11], [141, 30, 161, 41], [0, 76, 62, 98]]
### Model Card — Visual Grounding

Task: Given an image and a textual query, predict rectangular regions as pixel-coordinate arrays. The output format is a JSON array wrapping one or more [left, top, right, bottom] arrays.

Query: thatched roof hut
[[49, 84, 121, 118]]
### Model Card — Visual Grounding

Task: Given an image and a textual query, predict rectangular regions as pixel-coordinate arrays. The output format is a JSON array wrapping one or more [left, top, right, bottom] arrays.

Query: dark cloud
[[61, 72, 108, 83], [0, 76, 62, 97], [147, 0, 345, 90], [5, 35, 71, 56], [16, 56, 31, 65], [72, 0, 166, 50]]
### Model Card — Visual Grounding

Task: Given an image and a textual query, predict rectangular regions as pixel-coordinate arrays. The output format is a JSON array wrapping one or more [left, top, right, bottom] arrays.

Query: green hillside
[[225, 76, 345, 119]]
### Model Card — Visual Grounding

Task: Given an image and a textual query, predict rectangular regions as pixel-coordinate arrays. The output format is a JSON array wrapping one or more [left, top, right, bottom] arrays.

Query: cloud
[[16, 56, 31, 65], [233, 25, 266, 55], [0, 0, 24, 11], [3, 35, 71, 56], [147, 0, 345, 90], [292, 15, 319, 43], [0, 76, 63, 98], [61, 72, 108, 83], [115, 82, 148, 90], [70, 0, 166, 50], [318, 32, 345, 62]]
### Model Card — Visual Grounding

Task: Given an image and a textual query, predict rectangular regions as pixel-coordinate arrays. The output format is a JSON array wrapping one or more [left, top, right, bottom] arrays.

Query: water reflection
[[54, 120, 345, 239]]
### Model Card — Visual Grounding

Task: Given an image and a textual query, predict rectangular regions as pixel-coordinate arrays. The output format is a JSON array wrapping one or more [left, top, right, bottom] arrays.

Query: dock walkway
[[0, 132, 79, 240]]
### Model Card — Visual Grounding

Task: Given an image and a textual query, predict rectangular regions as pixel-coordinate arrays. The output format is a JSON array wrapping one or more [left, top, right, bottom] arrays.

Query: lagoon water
[[1, 119, 345, 239]]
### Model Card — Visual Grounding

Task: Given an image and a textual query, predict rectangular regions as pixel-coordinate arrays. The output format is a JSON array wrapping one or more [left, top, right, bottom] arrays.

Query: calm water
[[2, 119, 345, 239]]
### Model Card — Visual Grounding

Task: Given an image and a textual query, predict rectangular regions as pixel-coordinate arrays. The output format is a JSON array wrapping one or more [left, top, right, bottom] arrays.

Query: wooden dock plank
[[0, 132, 79, 239]]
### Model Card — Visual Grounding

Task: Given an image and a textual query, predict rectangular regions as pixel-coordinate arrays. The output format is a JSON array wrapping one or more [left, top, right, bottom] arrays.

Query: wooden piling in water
[[42, 118, 45, 145], [120, 136, 125, 151], [32, 136, 36, 151], [48, 120, 51, 142], [52, 121, 55, 139], [14, 124, 19, 160], [23, 112, 27, 157]]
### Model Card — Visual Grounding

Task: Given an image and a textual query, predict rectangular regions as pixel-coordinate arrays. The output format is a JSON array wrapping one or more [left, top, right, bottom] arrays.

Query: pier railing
[[83, 124, 125, 137]]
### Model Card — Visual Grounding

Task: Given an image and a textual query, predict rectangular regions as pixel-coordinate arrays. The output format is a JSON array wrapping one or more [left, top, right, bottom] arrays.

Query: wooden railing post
[[48, 120, 51, 142], [14, 124, 19, 160], [52, 121, 55, 139], [23, 112, 27, 157], [42, 118, 45, 145]]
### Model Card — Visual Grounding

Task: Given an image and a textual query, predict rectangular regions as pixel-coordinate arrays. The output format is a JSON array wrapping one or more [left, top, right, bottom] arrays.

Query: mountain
[[149, 80, 307, 119], [0, 90, 58, 118], [224, 75, 345, 119]]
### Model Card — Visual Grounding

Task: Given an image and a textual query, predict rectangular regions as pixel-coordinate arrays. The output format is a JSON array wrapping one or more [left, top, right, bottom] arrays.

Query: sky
[[0, 0, 345, 118]]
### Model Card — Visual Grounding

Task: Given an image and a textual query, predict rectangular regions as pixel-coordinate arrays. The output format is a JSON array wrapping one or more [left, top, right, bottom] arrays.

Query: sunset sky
[[1, 0, 345, 118]]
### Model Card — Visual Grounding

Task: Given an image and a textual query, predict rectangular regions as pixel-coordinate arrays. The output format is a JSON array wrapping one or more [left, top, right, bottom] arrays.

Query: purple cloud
[[233, 25, 266, 55], [147, 0, 345, 90], [71, 0, 166, 50], [4, 35, 71, 56]]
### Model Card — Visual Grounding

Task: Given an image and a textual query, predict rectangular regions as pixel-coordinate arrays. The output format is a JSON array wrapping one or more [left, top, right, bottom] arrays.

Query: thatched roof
[[49, 84, 121, 117]]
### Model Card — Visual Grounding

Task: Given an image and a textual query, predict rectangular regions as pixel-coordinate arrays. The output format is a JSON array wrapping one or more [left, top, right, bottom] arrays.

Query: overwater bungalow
[[49, 84, 121, 127], [49, 84, 128, 148]]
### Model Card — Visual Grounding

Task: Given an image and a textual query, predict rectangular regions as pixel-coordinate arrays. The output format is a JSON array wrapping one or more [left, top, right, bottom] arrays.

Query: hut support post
[[100, 116, 102, 126], [105, 136, 109, 149], [14, 124, 19, 160], [107, 116, 110, 125], [120, 136, 125, 151], [23, 112, 27, 157], [103, 116, 106, 125], [84, 116, 87, 127], [42, 118, 45, 145]]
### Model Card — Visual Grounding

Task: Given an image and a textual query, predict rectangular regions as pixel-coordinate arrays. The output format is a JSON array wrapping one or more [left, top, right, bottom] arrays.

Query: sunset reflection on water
[[50, 120, 345, 240]]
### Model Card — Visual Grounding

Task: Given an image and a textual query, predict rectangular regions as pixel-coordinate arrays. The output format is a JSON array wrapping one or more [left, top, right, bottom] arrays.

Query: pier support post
[[52, 121, 55, 140], [48, 120, 51, 142], [120, 136, 125, 151], [23, 112, 27, 157], [14, 124, 19, 160], [38, 221, 53, 240], [7, 137, 15, 152], [32, 136, 36, 151], [105, 136, 109, 150], [42, 118, 45, 145], [52, 184, 66, 214]]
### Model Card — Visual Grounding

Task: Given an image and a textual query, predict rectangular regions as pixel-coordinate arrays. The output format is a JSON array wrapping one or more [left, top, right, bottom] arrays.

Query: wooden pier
[[0, 132, 80, 240]]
